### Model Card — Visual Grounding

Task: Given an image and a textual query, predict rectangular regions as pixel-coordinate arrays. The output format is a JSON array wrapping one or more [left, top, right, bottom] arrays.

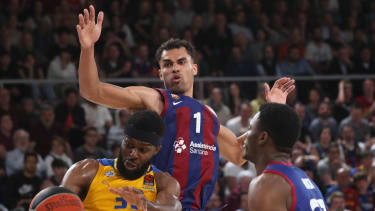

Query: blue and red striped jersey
[[152, 89, 220, 210], [264, 162, 327, 211]]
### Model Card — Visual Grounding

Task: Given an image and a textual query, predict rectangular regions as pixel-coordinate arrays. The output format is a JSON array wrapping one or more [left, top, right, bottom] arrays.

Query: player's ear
[[192, 63, 198, 76], [257, 131, 269, 146], [158, 69, 163, 81]]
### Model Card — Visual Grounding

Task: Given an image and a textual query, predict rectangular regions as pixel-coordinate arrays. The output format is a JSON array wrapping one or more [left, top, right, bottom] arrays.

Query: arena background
[[0, 0, 375, 210]]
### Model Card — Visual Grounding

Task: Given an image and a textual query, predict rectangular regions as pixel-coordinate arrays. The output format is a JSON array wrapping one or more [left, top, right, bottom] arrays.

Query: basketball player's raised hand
[[76, 5, 104, 49], [265, 77, 295, 104]]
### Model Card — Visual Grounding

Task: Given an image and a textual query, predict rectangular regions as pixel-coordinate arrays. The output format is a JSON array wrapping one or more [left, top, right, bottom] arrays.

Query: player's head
[[155, 38, 197, 95], [243, 103, 301, 162], [117, 110, 165, 180]]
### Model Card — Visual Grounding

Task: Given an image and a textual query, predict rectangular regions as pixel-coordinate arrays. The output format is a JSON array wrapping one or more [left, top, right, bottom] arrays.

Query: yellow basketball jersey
[[83, 158, 158, 211]]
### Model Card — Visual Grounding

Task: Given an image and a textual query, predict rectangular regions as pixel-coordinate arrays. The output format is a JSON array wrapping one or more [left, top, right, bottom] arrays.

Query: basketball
[[29, 186, 84, 211]]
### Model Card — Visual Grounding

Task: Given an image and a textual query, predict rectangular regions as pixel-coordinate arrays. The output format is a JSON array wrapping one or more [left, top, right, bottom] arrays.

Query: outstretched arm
[[217, 78, 295, 165], [110, 172, 181, 211], [76, 5, 163, 112], [60, 159, 99, 200]]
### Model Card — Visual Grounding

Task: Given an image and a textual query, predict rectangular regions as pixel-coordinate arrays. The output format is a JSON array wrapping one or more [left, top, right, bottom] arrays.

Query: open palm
[[265, 77, 295, 104], [76, 5, 104, 49]]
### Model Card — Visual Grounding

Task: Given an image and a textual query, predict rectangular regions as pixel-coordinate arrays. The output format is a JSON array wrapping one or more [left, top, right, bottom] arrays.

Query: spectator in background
[[224, 171, 253, 211], [277, 27, 305, 61], [0, 88, 17, 123], [327, 25, 346, 56], [132, 43, 154, 77], [334, 80, 354, 123], [339, 103, 370, 143], [73, 127, 107, 162], [48, 158, 68, 186], [250, 83, 267, 114], [226, 102, 252, 136], [223, 161, 256, 197], [226, 83, 244, 116], [294, 102, 312, 143], [7, 152, 42, 211], [29, 104, 64, 157], [204, 87, 231, 124], [81, 101, 113, 137], [355, 47, 375, 74], [327, 191, 350, 211], [355, 79, 375, 117], [225, 46, 256, 77], [49, 27, 77, 60], [44, 136, 72, 178], [306, 88, 321, 120], [327, 45, 354, 75], [173, 0, 195, 32], [0, 51, 15, 79], [276, 44, 315, 76], [339, 125, 365, 168], [0, 113, 14, 152], [133, 0, 153, 43], [353, 172, 374, 211], [47, 48, 76, 80], [317, 143, 349, 190], [16, 97, 37, 132], [54, 88, 86, 149], [229, 10, 253, 42], [325, 168, 361, 211], [248, 29, 266, 63], [257, 44, 277, 76], [305, 26, 332, 73], [309, 102, 338, 142], [107, 109, 130, 150], [311, 127, 334, 160], [5, 129, 45, 177]]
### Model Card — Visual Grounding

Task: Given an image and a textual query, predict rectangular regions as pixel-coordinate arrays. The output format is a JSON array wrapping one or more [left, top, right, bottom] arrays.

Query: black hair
[[353, 171, 368, 182], [24, 152, 38, 163], [84, 127, 97, 136], [258, 103, 301, 153], [64, 87, 78, 97], [125, 110, 165, 138], [155, 38, 195, 68], [52, 158, 68, 169]]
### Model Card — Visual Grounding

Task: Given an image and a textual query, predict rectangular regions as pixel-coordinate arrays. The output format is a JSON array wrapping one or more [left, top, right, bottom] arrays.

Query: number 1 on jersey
[[193, 112, 201, 133]]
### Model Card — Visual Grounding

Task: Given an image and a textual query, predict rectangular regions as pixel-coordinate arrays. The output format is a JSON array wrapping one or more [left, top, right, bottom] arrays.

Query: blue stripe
[[98, 158, 115, 168], [150, 164, 161, 173]]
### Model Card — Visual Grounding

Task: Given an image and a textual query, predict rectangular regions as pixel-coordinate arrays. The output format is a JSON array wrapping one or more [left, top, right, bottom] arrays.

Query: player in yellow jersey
[[61, 110, 181, 211]]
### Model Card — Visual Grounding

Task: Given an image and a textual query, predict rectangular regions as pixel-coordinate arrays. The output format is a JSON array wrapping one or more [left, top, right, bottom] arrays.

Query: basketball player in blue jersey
[[244, 103, 327, 211], [61, 110, 181, 210], [76, 5, 295, 210]]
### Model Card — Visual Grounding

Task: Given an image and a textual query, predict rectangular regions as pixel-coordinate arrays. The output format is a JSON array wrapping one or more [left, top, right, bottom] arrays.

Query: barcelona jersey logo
[[143, 174, 154, 186], [171, 94, 180, 100]]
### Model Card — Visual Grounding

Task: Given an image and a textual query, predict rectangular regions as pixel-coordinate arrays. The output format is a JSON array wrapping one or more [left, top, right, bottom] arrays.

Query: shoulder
[[64, 159, 99, 182]]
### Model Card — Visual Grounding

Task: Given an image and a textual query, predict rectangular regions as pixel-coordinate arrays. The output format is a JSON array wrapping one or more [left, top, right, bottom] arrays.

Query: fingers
[[264, 82, 270, 96], [84, 9, 89, 25], [284, 85, 295, 94], [97, 11, 104, 27], [274, 77, 290, 88], [89, 5, 95, 22], [78, 14, 84, 28]]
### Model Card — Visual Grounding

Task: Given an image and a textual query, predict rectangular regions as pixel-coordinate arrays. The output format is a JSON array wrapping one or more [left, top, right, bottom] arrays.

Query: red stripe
[[155, 88, 169, 117], [264, 169, 297, 211], [173, 107, 190, 200], [193, 108, 215, 209]]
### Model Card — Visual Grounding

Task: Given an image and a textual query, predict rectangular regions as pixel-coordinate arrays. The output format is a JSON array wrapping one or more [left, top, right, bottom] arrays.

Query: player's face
[[243, 112, 261, 162], [158, 47, 197, 95], [117, 137, 160, 180]]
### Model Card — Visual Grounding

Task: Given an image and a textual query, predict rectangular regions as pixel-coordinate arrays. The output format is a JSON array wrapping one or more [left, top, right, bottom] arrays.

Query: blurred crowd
[[0, 0, 375, 210]]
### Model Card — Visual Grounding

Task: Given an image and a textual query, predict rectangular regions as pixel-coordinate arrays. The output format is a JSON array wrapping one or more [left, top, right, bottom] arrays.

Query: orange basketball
[[29, 186, 84, 211]]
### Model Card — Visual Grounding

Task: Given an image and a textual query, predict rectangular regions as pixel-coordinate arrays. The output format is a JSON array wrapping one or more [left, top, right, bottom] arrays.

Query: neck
[[24, 170, 35, 178], [84, 144, 95, 152], [254, 152, 290, 175]]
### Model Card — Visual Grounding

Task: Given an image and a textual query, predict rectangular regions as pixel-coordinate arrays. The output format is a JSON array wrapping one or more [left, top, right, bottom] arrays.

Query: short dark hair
[[84, 127, 97, 136], [24, 152, 38, 163], [258, 103, 301, 153], [52, 158, 68, 169], [155, 38, 195, 68], [64, 87, 78, 97], [126, 110, 165, 138]]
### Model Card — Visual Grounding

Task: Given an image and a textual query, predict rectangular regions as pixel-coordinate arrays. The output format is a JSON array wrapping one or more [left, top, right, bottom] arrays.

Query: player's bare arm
[[60, 159, 99, 200], [76, 5, 163, 112], [110, 172, 182, 211], [248, 173, 292, 211], [216, 78, 295, 165]]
